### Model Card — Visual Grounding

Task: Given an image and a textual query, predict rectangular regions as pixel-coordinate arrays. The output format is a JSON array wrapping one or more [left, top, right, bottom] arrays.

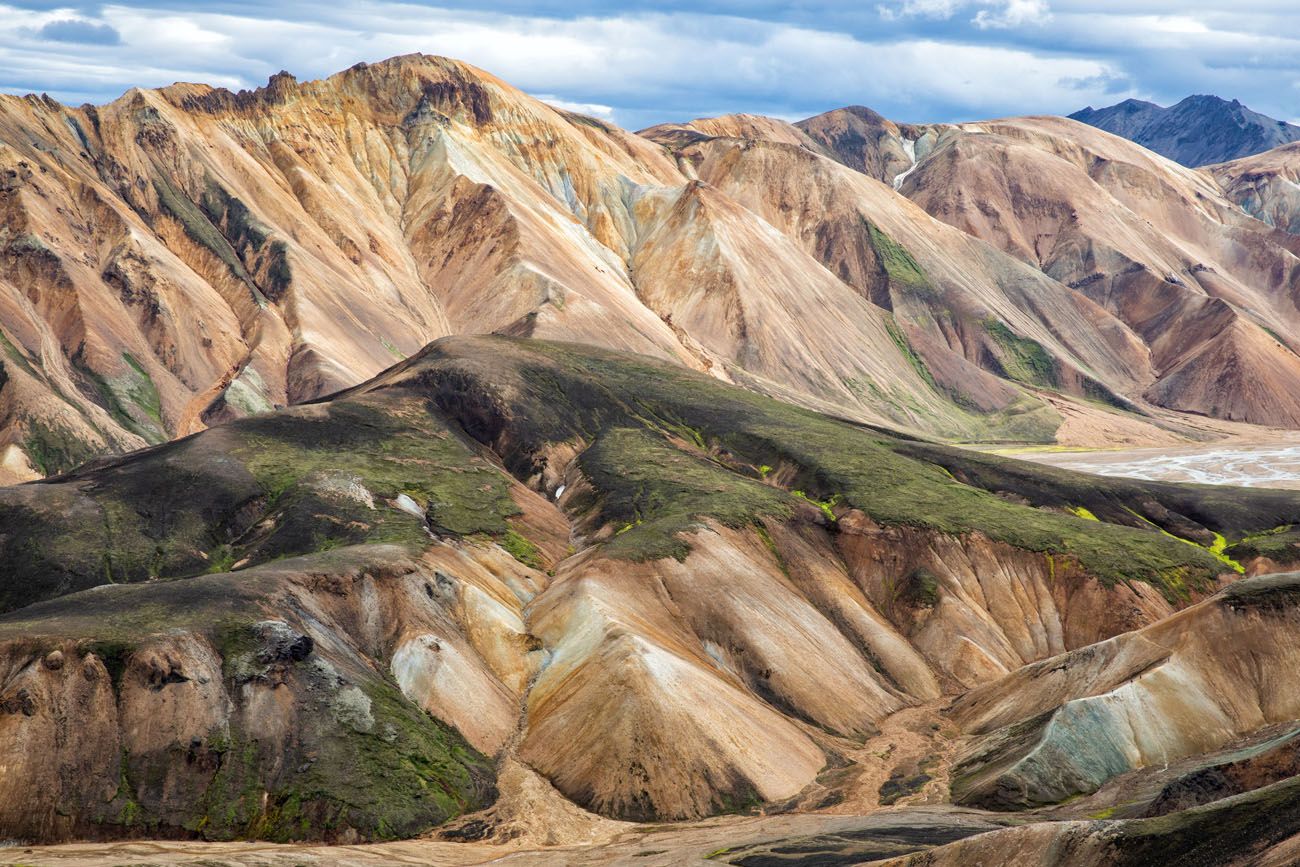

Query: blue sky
[[2, 2, 1298, 129]]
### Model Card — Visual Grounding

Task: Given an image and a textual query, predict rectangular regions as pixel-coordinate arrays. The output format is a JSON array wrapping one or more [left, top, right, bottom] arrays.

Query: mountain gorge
[[5, 54, 1300, 865]]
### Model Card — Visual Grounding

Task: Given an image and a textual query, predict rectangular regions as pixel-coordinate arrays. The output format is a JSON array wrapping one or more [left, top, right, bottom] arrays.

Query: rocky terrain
[[5, 54, 1300, 866], [6, 55, 1300, 487], [1211, 141, 1300, 236], [1070, 96, 1300, 166], [3, 336, 1300, 865]]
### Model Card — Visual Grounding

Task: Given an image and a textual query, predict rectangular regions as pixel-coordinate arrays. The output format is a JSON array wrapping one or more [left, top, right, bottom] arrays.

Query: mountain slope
[[9, 54, 1300, 485], [670, 107, 1300, 431], [1070, 96, 1300, 166], [1211, 141, 1300, 236], [5, 335, 1300, 840]]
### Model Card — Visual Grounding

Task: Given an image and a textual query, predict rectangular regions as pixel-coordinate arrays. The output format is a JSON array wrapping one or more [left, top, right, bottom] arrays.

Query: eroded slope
[[3, 336, 1300, 843]]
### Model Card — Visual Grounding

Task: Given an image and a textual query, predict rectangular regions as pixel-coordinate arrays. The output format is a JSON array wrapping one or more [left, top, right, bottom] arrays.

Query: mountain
[[6, 55, 1300, 489], [1069, 95, 1300, 167], [660, 107, 1300, 431], [8, 55, 1300, 864], [1210, 141, 1300, 235], [5, 334, 1300, 847]]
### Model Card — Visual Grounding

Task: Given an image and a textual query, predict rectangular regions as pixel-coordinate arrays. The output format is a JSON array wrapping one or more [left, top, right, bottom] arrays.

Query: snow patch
[[393, 493, 425, 519], [893, 137, 920, 191]]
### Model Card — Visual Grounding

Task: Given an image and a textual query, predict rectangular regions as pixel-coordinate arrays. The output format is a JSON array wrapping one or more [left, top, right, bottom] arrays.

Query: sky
[[1, 1, 1298, 130]]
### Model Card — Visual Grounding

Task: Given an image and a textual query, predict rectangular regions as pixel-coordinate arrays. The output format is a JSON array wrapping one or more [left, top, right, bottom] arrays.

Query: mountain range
[[1070, 95, 1300, 167], [4, 56, 1300, 488], [4, 54, 1300, 865]]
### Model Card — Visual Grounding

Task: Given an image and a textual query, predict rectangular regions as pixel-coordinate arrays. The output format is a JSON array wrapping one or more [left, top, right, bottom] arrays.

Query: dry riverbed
[[991, 437, 1300, 489]]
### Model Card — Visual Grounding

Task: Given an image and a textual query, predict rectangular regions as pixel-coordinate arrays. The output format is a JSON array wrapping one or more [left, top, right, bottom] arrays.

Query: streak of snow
[[893, 137, 919, 191]]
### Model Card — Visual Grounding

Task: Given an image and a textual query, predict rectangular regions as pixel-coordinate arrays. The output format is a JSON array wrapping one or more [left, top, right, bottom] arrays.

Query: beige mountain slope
[[790, 109, 1300, 427], [0, 56, 704, 482], [654, 132, 1154, 417], [6, 53, 1291, 485]]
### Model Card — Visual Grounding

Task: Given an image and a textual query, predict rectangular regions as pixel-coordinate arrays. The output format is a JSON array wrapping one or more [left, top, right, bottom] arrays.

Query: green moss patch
[[574, 427, 793, 562], [983, 320, 1059, 388], [864, 219, 930, 291], [412, 337, 1300, 597]]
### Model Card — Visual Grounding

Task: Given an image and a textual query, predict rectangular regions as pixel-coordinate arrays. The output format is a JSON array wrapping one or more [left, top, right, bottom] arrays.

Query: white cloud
[[0, 2, 1296, 128], [878, 0, 1051, 29], [973, 0, 1052, 29], [533, 94, 615, 119], [877, 0, 962, 22]]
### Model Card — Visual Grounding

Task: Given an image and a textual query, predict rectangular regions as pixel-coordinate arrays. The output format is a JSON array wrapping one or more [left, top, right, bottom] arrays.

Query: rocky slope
[[1070, 96, 1300, 167], [1211, 142, 1300, 236], [4, 336, 1300, 846], [7, 55, 1300, 485], [716, 107, 1300, 429]]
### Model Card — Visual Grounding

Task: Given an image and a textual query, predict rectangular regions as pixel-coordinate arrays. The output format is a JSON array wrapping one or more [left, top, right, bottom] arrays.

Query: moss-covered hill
[[3, 335, 1300, 616], [365, 336, 1300, 599], [3, 335, 1300, 843]]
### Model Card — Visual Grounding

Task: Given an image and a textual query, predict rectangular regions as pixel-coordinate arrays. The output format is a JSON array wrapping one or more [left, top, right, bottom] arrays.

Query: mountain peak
[[1070, 94, 1300, 165]]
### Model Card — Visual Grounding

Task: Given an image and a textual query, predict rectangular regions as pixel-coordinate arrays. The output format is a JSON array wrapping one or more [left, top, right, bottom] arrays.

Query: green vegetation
[[197, 179, 292, 301], [187, 671, 492, 842], [122, 353, 163, 426], [792, 489, 840, 522], [900, 568, 941, 609], [77, 357, 166, 445], [1226, 524, 1300, 563], [153, 174, 253, 288], [864, 219, 930, 290], [481, 338, 1300, 596], [884, 315, 938, 392], [983, 319, 1059, 388], [0, 329, 38, 378], [236, 397, 520, 552], [501, 529, 543, 569], [576, 428, 792, 562], [6, 334, 1300, 622], [22, 416, 100, 476]]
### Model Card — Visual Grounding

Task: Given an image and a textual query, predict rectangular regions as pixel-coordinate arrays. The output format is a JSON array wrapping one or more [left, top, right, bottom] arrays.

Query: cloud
[[0, 2, 1296, 129], [532, 94, 616, 119], [973, 0, 1051, 29], [877, 0, 1051, 29], [877, 0, 961, 22], [37, 18, 122, 44]]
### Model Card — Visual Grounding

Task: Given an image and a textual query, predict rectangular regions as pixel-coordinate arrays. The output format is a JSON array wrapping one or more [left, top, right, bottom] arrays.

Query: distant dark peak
[[1069, 94, 1300, 166]]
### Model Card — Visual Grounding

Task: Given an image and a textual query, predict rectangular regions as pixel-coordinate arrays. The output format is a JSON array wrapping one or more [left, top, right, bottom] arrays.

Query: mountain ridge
[[1069, 94, 1300, 166], [4, 54, 1300, 487]]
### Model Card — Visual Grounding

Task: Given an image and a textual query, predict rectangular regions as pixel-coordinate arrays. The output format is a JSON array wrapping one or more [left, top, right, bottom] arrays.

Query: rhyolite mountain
[[7, 54, 1300, 866], [4, 55, 1300, 488], [6, 335, 1300, 865], [1070, 95, 1300, 167]]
